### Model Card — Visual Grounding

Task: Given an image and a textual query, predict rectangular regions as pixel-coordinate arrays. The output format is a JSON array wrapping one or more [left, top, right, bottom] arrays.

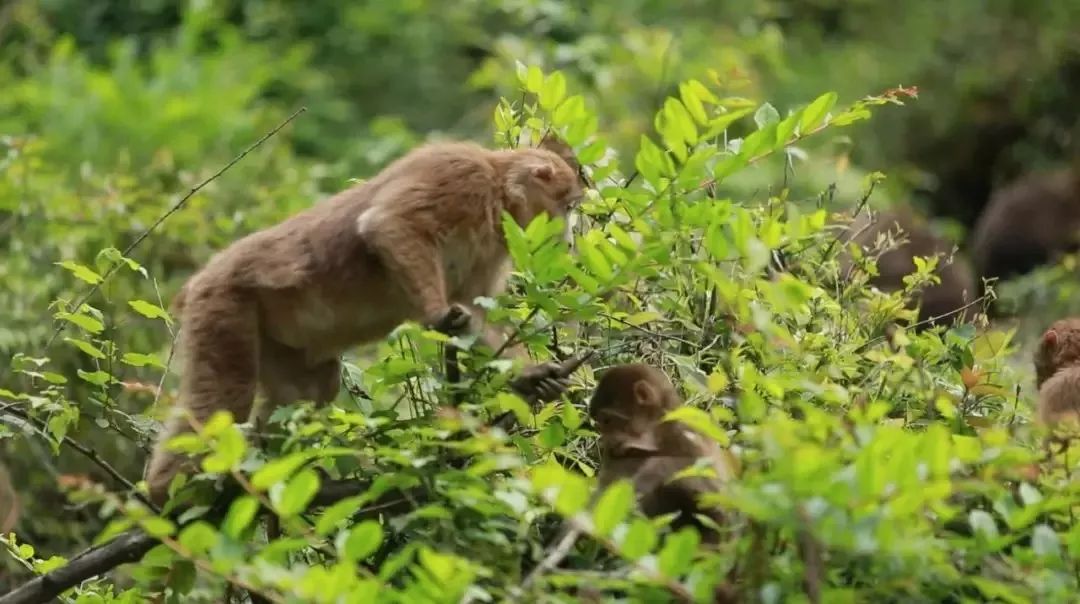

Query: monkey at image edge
[[144, 137, 586, 505]]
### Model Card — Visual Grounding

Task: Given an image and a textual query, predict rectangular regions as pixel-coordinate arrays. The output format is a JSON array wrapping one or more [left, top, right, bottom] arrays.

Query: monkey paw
[[429, 303, 473, 336], [510, 361, 570, 403]]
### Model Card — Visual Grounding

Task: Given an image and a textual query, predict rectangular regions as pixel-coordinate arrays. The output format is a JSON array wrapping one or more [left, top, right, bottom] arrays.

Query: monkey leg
[[144, 287, 260, 505]]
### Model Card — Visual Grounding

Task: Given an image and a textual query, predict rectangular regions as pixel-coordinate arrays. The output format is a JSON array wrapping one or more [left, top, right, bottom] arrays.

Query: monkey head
[[1035, 317, 1080, 388], [588, 364, 684, 456], [503, 147, 584, 229]]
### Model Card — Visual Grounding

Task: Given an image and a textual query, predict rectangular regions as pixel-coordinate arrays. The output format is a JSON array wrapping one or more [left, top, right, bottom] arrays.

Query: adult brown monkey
[[145, 137, 586, 504]]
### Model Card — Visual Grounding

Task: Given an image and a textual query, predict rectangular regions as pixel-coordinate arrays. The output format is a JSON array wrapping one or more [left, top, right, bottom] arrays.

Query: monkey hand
[[428, 303, 474, 336], [510, 361, 570, 404]]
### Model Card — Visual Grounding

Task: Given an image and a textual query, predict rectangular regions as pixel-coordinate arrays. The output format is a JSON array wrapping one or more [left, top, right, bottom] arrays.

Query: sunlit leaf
[[592, 480, 634, 537]]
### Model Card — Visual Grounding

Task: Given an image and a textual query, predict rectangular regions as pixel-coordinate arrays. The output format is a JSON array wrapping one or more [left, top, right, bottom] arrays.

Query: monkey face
[[1035, 317, 1080, 387], [521, 151, 585, 217], [591, 378, 672, 456]]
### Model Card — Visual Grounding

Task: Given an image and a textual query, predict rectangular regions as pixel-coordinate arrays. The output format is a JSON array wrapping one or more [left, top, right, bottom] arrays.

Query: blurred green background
[[2, 0, 1079, 584]]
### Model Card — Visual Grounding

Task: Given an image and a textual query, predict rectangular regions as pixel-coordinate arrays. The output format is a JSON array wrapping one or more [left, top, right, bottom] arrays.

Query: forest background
[[2, 1, 1080, 602]]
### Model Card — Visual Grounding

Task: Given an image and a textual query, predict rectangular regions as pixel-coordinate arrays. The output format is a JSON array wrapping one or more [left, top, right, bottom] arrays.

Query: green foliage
[[2, 60, 1075, 603], [3, 2, 1080, 601]]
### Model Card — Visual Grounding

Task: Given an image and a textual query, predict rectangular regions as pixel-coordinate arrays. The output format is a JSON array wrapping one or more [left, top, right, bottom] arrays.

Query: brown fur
[[588, 364, 732, 542], [840, 208, 977, 328], [1033, 317, 1080, 425], [969, 166, 1080, 286], [146, 140, 584, 504], [0, 461, 18, 533]]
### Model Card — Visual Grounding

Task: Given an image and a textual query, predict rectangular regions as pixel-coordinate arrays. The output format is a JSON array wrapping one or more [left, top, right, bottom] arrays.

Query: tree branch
[[45, 106, 307, 349], [0, 406, 156, 511], [0, 530, 157, 604]]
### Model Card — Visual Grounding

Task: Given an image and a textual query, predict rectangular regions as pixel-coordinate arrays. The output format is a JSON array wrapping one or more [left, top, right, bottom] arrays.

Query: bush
[[2, 65, 1075, 604]]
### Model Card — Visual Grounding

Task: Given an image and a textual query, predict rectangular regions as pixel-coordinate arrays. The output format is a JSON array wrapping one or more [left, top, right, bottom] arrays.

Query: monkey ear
[[633, 380, 661, 407], [531, 163, 554, 182], [1044, 329, 1059, 348]]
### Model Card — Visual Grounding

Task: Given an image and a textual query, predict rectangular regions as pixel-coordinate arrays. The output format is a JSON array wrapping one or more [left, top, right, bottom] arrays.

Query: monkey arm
[[356, 205, 452, 324]]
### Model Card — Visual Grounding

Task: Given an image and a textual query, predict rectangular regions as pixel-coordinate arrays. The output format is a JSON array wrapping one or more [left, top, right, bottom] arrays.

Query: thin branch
[[45, 107, 307, 349], [0, 406, 156, 512], [795, 509, 823, 604], [521, 525, 581, 589], [0, 530, 157, 604]]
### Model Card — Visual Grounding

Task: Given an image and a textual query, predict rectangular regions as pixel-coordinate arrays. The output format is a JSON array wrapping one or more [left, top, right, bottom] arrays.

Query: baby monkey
[[145, 137, 585, 504], [1033, 317, 1080, 426], [589, 363, 734, 541]]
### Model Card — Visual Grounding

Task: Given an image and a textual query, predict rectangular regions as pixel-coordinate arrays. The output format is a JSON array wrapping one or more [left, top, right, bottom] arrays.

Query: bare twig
[[521, 525, 582, 589], [45, 107, 307, 349], [0, 406, 156, 512], [795, 510, 823, 604]]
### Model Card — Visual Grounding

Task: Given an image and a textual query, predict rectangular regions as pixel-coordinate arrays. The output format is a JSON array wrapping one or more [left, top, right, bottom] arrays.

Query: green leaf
[[56, 261, 102, 285], [578, 139, 607, 165], [553, 95, 585, 127], [56, 311, 104, 334], [539, 72, 567, 110], [703, 108, 753, 139], [128, 299, 170, 321], [799, 91, 838, 133], [140, 517, 176, 539], [169, 560, 197, 595], [658, 528, 699, 577], [252, 452, 310, 491], [222, 496, 260, 539], [1032, 524, 1061, 559], [121, 352, 164, 368], [337, 520, 384, 562], [40, 372, 67, 385], [576, 236, 614, 282], [538, 420, 566, 448], [830, 107, 872, 126], [624, 311, 661, 326], [679, 82, 708, 124], [634, 135, 672, 187], [664, 98, 699, 145], [970, 577, 1028, 604], [525, 65, 544, 93], [618, 518, 658, 559], [178, 521, 218, 555], [774, 112, 800, 147], [315, 496, 366, 536], [969, 510, 999, 540], [753, 102, 780, 128], [685, 79, 719, 105], [494, 392, 532, 426], [739, 123, 779, 158], [711, 154, 748, 184], [274, 468, 321, 518], [201, 426, 247, 473], [663, 406, 730, 446], [76, 370, 112, 386], [592, 480, 635, 538]]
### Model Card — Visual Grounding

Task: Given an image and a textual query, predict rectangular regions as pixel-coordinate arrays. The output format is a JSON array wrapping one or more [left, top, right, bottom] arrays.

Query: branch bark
[[2, 350, 594, 604]]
